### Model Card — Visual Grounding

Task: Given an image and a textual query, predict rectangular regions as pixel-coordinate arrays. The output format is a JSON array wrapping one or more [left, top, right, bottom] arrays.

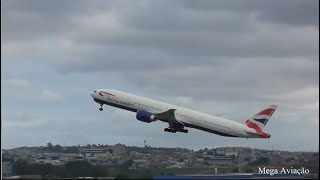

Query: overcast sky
[[2, 0, 319, 151]]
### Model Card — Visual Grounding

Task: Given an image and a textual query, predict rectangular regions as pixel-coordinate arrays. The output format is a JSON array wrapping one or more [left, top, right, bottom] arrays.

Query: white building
[[82, 149, 114, 161], [35, 159, 62, 166]]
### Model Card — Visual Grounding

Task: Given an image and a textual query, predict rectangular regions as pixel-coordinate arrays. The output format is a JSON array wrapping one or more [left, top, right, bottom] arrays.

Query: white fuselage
[[91, 89, 260, 138]]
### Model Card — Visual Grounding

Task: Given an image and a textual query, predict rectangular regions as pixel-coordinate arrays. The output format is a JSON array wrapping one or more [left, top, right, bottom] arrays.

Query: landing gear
[[164, 128, 176, 133], [99, 104, 103, 111], [164, 128, 186, 133], [182, 129, 188, 133]]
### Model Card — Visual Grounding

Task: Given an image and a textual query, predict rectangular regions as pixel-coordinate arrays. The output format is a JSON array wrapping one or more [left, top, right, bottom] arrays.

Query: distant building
[[202, 155, 233, 166], [215, 148, 225, 155], [196, 156, 204, 163], [225, 151, 238, 157], [82, 149, 113, 161], [169, 161, 186, 168]]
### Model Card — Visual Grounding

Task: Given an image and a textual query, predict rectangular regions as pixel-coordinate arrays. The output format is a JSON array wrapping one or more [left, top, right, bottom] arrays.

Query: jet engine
[[136, 109, 156, 123]]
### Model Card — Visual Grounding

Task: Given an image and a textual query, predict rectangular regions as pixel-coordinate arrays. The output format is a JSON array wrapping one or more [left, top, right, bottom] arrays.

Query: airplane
[[90, 89, 277, 138]]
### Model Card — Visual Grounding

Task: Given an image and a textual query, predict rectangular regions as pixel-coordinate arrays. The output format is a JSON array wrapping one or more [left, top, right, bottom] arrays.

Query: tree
[[231, 168, 238, 173], [65, 146, 80, 154], [47, 142, 53, 151], [207, 151, 213, 155], [2, 156, 13, 161], [51, 156, 60, 160], [47, 142, 53, 148], [53, 145, 63, 153], [120, 159, 134, 170], [65, 160, 91, 177], [13, 159, 28, 175], [249, 157, 270, 165], [65, 160, 108, 177], [114, 172, 129, 179], [285, 157, 295, 163], [13, 159, 108, 178]]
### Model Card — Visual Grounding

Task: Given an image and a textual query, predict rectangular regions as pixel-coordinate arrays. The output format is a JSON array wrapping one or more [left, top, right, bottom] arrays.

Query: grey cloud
[[183, 0, 319, 27], [2, 110, 49, 129], [53, 31, 317, 74], [126, 58, 318, 101], [3, 0, 318, 58], [2, 0, 115, 42], [70, 19, 317, 58], [113, 0, 254, 32], [2, 0, 115, 17], [55, 52, 318, 102]]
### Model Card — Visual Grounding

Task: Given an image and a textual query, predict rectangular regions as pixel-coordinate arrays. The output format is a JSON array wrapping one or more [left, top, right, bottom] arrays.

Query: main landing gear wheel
[[99, 104, 103, 111], [182, 129, 188, 133]]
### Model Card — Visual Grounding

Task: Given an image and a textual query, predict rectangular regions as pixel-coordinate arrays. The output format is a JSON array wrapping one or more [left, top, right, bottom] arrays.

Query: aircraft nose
[[91, 90, 97, 98]]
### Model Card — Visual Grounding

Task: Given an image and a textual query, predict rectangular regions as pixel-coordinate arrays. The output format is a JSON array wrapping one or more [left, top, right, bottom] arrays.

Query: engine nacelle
[[136, 109, 156, 123]]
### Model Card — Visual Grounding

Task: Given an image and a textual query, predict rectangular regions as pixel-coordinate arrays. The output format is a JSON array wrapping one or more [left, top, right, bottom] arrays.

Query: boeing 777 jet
[[91, 89, 277, 138]]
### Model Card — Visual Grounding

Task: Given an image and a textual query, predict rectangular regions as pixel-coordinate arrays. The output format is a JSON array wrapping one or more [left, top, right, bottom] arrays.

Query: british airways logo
[[99, 91, 115, 96]]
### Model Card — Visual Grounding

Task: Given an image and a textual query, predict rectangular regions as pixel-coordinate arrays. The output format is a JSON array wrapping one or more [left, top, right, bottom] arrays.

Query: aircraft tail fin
[[245, 105, 278, 130]]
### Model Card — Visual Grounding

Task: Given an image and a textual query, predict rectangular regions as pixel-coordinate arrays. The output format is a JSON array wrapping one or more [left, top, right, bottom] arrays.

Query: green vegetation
[[231, 168, 238, 173], [13, 159, 153, 178], [51, 156, 60, 160], [248, 157, 270, 165], [13, 160, 221, 178], [207, 151, 214, 155], [13, 159, 109, 178], [65, 160, 107, 177], [114, 170, 153, 179], [118, 159, 134, 170], [2, 156, 14, 161], [41, 142, 80, 154]]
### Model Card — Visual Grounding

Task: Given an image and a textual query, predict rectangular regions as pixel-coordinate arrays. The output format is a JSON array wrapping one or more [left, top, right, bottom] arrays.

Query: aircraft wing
[[154, 109, 184, 130]]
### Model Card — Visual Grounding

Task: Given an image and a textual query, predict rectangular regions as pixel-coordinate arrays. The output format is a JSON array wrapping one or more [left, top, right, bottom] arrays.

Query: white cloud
[[2, 110, 48, 128], [7, 78, 30, 88], [263, 86, 319, 112], [265, 86, 319, 102], [40, 89, 62, 101]]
